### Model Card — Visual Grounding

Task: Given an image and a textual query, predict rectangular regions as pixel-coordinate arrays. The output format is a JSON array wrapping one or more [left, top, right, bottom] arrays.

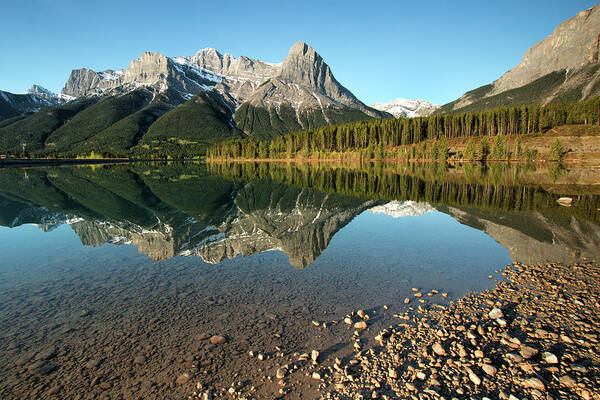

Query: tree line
[[208, 161, 600, 224], [208, 97, 600, 160]]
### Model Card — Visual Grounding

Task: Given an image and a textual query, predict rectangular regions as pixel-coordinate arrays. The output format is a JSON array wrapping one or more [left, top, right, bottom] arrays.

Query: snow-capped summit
[[370, 98, 439, 118], [26, 84, 74, 103], [369, 201, 435, 218]]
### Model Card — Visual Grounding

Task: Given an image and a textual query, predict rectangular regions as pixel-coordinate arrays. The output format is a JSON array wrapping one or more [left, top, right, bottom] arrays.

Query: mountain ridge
[[439, 3, 600, 113], [370, 98, 439, 118], [0, 42, 390, 156]]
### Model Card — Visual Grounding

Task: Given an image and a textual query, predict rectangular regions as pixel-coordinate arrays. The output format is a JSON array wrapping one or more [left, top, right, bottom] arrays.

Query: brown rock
[[209, 335, 227, 345], [482, 363, 497, 377], [354, 321, 367, 330], [520, 346, 539, 359], [177, 373, 192, 385], [432, 342, 446, 356], [522, 377, 545, 391]]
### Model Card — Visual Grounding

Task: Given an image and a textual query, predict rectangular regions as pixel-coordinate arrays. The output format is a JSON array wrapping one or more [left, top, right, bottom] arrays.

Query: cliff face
[[492, 5, 600, 95], [62, 68, 122, 97], [440, 4, 600, 113]]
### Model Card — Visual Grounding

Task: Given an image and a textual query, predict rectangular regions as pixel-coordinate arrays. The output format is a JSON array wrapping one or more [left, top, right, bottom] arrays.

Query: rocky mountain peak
[[277, 42, 380, 115], [371, 98, 440, 118], [491, 3, 600, 95], [287, 41, 316, 57], [279, 42, 332, 91], [26, 84, 54, 96], [123, 52, 170, 85]]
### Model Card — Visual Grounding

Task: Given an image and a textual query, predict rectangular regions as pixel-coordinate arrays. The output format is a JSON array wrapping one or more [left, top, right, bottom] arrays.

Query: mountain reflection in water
[[0, 161, 599, 267]]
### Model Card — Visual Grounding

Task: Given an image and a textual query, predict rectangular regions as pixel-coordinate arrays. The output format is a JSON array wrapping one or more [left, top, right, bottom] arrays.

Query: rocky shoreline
[[321, 262, 600, 400], [188, 262, 599, 399]]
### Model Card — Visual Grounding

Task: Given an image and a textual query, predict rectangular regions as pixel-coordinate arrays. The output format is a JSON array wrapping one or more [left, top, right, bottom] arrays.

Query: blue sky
[[1, 0, 597, 105]]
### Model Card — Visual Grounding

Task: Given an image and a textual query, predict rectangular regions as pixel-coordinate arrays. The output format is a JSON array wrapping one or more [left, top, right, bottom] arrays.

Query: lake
[[0, 161, 598, 399]]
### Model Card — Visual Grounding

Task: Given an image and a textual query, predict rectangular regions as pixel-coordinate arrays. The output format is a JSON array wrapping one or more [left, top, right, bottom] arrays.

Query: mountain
[[369, 201, 435, 217], [370, 98, 439, 118], [0, 165, 379, 268], [442, 205, 600, 265], [0, 85, 72, 121], [439, 3, 600, 114], [0, 42, 388, 156]]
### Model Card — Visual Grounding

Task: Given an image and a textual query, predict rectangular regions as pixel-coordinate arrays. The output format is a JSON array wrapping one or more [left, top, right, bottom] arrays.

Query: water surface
[[0, 162, 598, 399]]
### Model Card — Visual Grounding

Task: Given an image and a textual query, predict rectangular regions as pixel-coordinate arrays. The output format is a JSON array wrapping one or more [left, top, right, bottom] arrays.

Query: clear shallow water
[[0, 162, 598, 399]]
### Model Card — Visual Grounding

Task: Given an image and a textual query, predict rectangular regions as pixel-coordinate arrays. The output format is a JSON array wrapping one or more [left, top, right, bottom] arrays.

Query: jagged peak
[[194, 47, 223, 57], [26, 84, 55, 96], [287, 42, 318, 58]]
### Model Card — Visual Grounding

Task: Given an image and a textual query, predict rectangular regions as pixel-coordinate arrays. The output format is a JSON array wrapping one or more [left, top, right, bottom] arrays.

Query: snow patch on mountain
[[370, 98, 439, 118], [26, 84, 74, 102], [369, 201, 435, 218]]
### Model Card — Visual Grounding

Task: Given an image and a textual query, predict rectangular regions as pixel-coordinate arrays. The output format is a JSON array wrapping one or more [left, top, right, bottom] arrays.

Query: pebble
[[469, 371, 481, 386], [276, 368, 286, 379], [522, 377, 545, 391], [488, 308, 504, 319], [133, 355, 146, 365], [388, 368, 398, 379], [354, 321, 367, 330], [519, 346, 538, 359], [481, 363, 497, 377], [542, 351, 558, 364], [209, 335, 226, 345], [311, 350, 319, 362], [431, 342, 446, 356], [176, 373, 191, 385], [84, 359, 100, 369], [559, 375, 576, 388]]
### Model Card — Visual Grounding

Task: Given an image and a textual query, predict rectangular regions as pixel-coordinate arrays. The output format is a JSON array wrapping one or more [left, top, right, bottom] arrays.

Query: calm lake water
[[0, 162, 598, 399]]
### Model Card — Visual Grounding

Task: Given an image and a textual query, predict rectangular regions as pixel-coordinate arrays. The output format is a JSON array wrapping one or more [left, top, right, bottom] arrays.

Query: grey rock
[[444, 4, 600, 112], [492, 5, 600, 95]]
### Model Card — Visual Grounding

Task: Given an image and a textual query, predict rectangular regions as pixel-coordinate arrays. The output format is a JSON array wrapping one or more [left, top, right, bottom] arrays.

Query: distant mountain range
[[438, 3, 600, 113], [0, 43, 394, 157], [0, 85, 72, 120], [370, 99, 439, 118]]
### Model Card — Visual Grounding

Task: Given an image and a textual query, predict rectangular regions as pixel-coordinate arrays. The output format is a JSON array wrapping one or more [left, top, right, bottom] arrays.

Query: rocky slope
[[371, 98, 440, 118], [61, 43, 385, 122], [440, 3, 600, 113]]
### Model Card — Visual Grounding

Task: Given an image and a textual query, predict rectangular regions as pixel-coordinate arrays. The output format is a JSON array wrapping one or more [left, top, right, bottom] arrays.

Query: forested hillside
[[208, 97, 600, 161]]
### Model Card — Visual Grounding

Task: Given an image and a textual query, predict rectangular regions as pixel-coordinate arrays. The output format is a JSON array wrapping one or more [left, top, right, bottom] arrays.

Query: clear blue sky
[[1, 0, 598, 105]]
